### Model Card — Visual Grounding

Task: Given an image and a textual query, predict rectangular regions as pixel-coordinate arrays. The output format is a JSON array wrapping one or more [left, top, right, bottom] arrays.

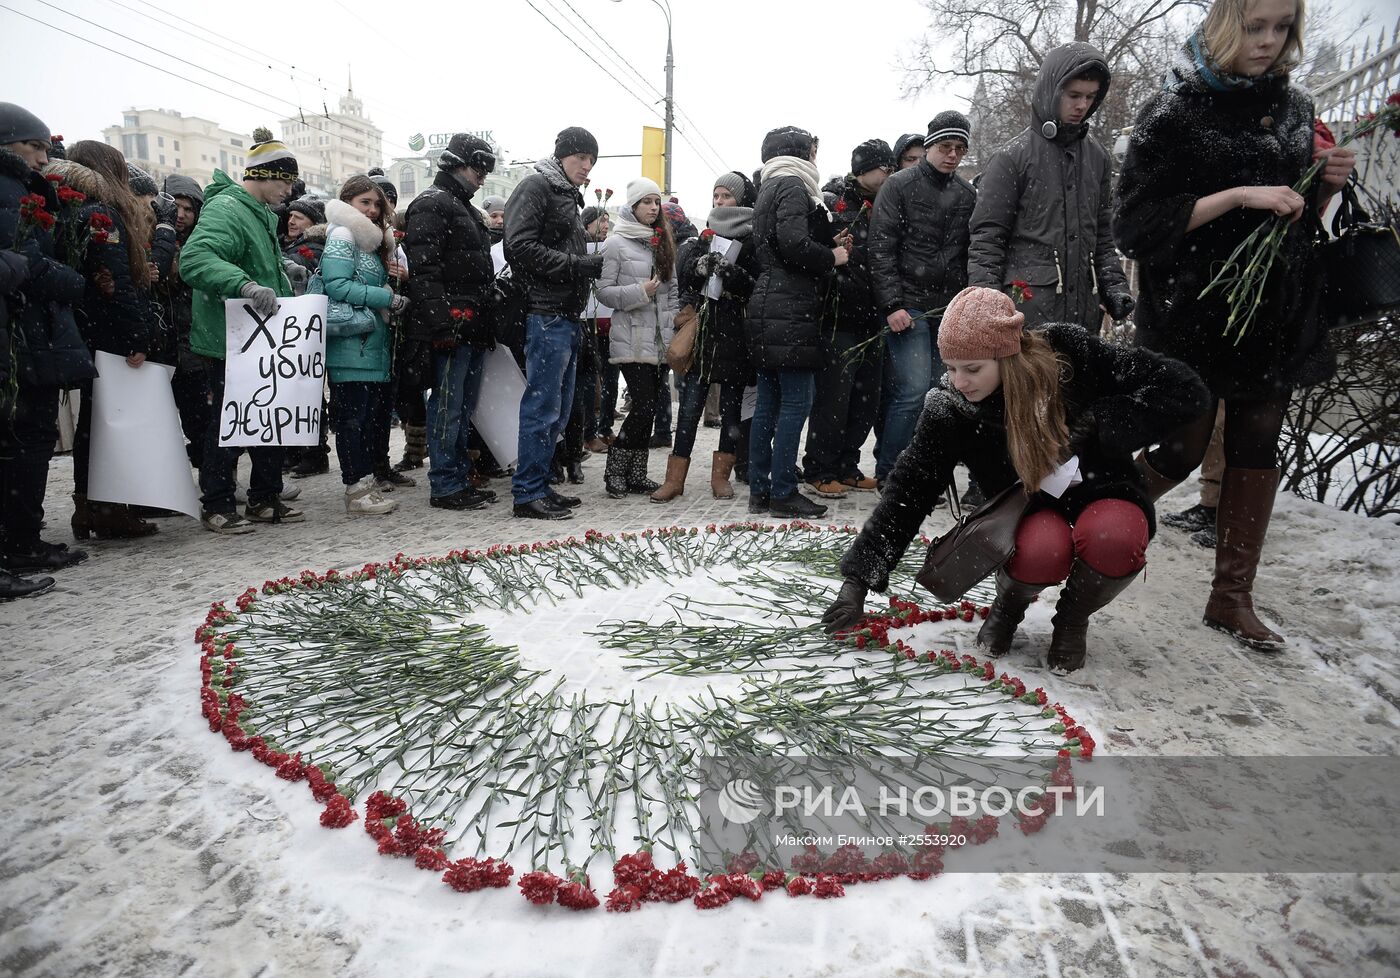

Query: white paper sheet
[[1040, 454, 1084, 499], [220, 293, 328, 447], [491, 241, 507, 276], [470, 345, 527, 469], [88, 351, 201, 518], [703, 234, 743, 301], [584, 241, 613, 319]]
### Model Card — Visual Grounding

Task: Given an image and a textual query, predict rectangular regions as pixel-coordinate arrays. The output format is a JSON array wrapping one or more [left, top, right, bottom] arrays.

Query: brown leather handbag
[[916, 481, 1032, 603], [666, 304, 699, 373]]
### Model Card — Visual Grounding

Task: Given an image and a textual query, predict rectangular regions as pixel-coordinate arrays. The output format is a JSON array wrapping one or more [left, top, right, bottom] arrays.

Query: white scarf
[[760, 155, 826, 210], [612, 205, 660, 242]]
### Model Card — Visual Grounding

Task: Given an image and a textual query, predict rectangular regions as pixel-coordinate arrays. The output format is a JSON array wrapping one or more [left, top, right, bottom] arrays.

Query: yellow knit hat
[[243, 126, 298, 182]]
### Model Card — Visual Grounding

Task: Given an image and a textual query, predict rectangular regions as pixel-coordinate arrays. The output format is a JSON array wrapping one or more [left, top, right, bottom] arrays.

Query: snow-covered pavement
[[3, 426, 1398, 978]]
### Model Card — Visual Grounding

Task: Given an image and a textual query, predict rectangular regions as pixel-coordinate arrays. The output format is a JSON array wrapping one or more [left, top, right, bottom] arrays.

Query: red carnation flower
[[786, 876, 812, 897], [612, 849, 655, 889], [556, 880, 600, 910], [693, 883, 734, 909], [518, 870, 563, 905], [443, 856, 513, 891], [834, 199, 848, 214], [605, 884, 644, 912], [297, 246, 315, 260], [92, 230, 110, 245], [45, 173, 63, 184], [812, 874, 846, 899], [699, 227, 715, 243], [319, 795, 357, 828], [415, 847, 450, 871], [56, 186, 85, 204], [89, 212, 114, 231]]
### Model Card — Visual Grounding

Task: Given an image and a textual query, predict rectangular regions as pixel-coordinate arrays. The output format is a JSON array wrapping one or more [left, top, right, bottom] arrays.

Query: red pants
[[1004, 499, 1149, 584]]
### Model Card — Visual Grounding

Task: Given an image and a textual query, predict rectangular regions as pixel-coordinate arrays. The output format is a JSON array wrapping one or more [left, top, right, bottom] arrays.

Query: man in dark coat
[[892, 133, 925, 170], [403, 132, 500, 511], [503, 126, 604, 519], [866, 110, 977, 485], [968, 43, 1133, 328], [803, 138, 892, 498], [160, 173, 213, 470], [0, 103, 96, 596]]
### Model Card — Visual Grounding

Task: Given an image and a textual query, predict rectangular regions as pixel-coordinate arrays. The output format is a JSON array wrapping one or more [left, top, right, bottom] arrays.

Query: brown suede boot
[[1047, 561, 1143, 674], [976, 567, 1046, 657], [88, 500, 159, 539], [650, 454, 689, 503], [710, 451, 736, 499], [1134, 450, 1183, 504], [1203, 467, 1285, 650]]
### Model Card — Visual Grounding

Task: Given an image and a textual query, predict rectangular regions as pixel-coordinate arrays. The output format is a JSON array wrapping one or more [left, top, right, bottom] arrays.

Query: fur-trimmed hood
[[42, 158, 108, 202], [325, 198, 394, 252], [299, 223, 327, 244]]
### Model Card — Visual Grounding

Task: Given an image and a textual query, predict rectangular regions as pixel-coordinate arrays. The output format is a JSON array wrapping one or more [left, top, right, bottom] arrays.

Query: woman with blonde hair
[[48, 140, 158, 541], [322, 173, 409, 515], [1115, 0, 1355, 650], [824, 287, 1209, 673]]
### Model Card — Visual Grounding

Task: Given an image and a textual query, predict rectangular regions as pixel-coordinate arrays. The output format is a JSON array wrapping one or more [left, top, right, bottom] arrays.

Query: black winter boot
[[975, 568, 1046, 657], [604, 447, 630, 499], [769, 492, 827, 519], [627, 448, 660, 495], [1047, 561, 1143, 674]]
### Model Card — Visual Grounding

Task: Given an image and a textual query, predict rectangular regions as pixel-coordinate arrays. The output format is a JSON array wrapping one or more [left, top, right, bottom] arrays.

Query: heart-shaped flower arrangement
[[195, 522, 1094, 912]]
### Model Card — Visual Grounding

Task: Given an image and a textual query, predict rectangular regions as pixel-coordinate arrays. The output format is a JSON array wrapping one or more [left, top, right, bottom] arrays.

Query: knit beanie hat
[[287, 195, 326, 224], [661, 200, 687, 226], [924, 110, 973, 147], [626, 176, 662, 207], [850, 138, 895, 176], [937, 287, 1025, 361], [0, 102, 50, 146], [760, 125, 815, 163], [367, 167, 398, 206], [244, 126, 298, 181], [713, 170, 748, 205], [581, 205, 605, 228], [126, 163, 158, 197], [440, 133, 495, 173], [554, 126, 599, 160], [482, 194, 506, 214]]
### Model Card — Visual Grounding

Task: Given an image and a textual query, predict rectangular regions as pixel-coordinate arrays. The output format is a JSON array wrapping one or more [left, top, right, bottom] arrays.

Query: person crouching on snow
[[823, 286, 1209, 674]]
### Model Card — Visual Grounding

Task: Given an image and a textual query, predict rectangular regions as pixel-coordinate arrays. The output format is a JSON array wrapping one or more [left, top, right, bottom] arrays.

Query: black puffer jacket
[[503, 159, 603, 320], [968, 43, 1130, 327], [824, 175, 881, 337], [156, 174, 205, 370], [1113, 39, 1331, 398], [0, 148, 92, 388], [676, 223, 759, 387], [58, 199, 152, 358], [840, 322, 1210, 591], [281, 225, 325, 275], [868, 158, 976, 315], [405, 170, 497, 346], [745, 174, 837, 371]]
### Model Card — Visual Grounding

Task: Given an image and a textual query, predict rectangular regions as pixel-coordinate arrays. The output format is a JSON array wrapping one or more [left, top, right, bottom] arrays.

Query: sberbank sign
[[407, 131, 495, 153]]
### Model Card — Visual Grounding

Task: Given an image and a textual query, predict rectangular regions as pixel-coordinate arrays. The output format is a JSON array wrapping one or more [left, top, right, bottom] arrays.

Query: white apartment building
[[280, 82, 384, 197], [102, 108, 251, 190]]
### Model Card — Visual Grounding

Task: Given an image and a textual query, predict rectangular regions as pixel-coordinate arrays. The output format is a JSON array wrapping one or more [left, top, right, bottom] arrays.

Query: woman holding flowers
[[49, 141, 159, 541], [825, 287, 1209, 674], [322, 175, 409, 517], [1114, 0, 1355, 650], [597, 176, 677, 499]]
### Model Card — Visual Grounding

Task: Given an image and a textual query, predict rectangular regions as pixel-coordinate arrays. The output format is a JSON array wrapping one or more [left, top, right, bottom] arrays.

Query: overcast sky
[[1, 0, 1384, 213]]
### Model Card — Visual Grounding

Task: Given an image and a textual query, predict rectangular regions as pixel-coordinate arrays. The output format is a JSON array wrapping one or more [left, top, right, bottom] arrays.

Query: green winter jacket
[[180, 170, 291, 360]]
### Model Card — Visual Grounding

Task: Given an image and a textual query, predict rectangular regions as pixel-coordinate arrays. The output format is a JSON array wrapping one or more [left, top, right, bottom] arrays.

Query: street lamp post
[[612, 0, 673, 195]]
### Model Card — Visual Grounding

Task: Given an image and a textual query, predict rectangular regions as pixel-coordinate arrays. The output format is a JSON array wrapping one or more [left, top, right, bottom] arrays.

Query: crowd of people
[[0, 0, 1357, 671]]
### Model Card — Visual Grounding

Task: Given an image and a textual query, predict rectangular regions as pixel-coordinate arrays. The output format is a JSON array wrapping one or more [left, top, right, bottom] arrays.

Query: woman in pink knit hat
[[824, 286, 1209, 673]]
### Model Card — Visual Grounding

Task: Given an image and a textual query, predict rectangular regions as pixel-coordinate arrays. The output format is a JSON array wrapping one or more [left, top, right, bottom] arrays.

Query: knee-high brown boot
[[1203, 467, 1284, 650], [1134, 451, 1183, 504]]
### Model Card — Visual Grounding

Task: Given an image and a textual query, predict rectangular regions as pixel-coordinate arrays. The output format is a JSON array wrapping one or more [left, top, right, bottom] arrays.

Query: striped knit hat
[[243, 126, 298, 182], [924, 110, 972, 147]]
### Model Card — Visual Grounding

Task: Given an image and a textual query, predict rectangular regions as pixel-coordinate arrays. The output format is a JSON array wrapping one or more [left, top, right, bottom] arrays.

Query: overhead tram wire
[[541, 0, 729, 175], [0, 4, 418, 161], [108, 0, 400, 122], [523, 0, 666, 124]]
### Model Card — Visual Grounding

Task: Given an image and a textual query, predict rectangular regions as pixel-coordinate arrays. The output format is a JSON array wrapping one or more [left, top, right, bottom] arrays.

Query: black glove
[[151, 194, 178, 229], [1103, 291, 1135, 321], [821, 578, 869, 635]]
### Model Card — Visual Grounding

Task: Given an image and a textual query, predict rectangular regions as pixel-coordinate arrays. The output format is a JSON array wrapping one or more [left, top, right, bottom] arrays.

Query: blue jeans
[[331, 381, 389, 486], [877, 309, 943, 480], [427, 345, 488, 498], [748, 368, 815, 499], [512, 314, 580, 504]]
